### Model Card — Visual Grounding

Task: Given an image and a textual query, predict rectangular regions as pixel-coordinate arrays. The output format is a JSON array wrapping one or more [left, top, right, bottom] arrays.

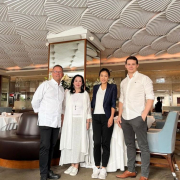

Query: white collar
[[127, 71, 138, 79], [51, 78, 60, 86]]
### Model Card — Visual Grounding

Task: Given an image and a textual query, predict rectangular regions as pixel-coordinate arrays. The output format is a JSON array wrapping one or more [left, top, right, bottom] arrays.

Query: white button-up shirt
[[119, 71, 154, 120], [31, 78, 64, 128]]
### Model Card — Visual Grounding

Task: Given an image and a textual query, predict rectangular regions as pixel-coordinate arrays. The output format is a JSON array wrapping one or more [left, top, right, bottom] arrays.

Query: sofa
[[0, 112, 60, 161]]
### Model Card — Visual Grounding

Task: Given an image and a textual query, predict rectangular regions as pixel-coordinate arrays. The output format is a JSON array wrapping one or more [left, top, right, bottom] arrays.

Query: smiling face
[[73, 76, 83, 90], [52, 66, 64, 83], [125, 59, 139, 74], [99, 70, 109, 84]]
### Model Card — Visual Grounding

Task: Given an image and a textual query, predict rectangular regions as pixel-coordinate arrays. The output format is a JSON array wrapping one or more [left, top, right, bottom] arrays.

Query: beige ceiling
[[0, 0, 180, 70]]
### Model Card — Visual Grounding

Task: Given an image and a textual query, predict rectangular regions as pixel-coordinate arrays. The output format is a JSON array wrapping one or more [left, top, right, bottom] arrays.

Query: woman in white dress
[[59, 74, 92, 176]]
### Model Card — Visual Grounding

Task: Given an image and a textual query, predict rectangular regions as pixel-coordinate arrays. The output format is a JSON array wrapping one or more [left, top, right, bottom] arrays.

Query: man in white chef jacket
[[32, 65, 64, 180]]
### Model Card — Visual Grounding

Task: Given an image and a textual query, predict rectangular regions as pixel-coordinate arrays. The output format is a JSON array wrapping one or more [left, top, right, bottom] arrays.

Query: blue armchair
[[147, 111, 179, 180]]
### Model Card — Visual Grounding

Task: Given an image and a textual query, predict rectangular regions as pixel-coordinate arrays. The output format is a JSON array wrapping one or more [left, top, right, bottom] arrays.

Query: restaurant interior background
[[0, 1, 180, 180], [1, 59, 180, 112], [0, 0, 180, 113]]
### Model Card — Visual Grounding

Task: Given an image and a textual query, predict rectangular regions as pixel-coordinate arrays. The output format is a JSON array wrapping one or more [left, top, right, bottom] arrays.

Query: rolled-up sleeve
[[31, 82, 46, 113], [119, 82, 124, 103], [111, 84, 117, 109], [143, 76, 154, 100]]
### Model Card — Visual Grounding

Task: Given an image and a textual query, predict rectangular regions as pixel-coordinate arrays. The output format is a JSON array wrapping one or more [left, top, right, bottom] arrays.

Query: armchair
[[147, 111, 179, 180]]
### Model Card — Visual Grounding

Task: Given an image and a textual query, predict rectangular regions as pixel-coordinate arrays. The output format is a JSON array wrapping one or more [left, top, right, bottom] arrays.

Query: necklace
[[73, 93, 81, 110]]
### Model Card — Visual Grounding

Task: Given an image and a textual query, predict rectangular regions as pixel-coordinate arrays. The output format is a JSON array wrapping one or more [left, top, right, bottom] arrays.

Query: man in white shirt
[[116, 56, 154, 180], [31, 65, 64, 180]]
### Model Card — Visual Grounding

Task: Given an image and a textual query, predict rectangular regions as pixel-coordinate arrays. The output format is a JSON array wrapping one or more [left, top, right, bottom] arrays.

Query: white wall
[[154, 92, 180, 107], [172, 92, 180, 106], [153, 92, 170, 107]]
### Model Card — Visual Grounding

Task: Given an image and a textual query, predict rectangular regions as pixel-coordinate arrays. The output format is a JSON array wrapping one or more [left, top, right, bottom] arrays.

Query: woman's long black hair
[[70, 74, 85, 94]]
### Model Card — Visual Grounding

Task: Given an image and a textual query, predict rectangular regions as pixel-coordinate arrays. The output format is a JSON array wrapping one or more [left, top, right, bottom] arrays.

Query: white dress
[[60, 91, 92, 165]]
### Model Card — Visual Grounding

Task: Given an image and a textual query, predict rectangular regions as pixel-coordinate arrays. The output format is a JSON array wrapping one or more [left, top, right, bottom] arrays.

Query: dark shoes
[[40, 176, 47, 180], [48, 170, 61, 179], [116, 170, 137, 178]]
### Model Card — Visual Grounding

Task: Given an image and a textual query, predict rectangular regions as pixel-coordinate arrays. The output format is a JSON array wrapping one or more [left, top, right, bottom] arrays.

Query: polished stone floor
[[0, 157, 180, 180], [1, 134, 180, 180]]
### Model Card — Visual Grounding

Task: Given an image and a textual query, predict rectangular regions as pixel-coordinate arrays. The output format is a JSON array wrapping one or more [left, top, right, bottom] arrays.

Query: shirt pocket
[[129, 81, 144, 98]]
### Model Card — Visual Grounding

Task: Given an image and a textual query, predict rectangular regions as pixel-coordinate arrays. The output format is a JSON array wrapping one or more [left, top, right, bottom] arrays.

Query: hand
[[61, 114, 64, 121], [61, 120, 64, 127], [61, 114, 64, 127], [117, 116, 122, 128], [86, 122, 90, 130], [86, 119, 90, 130], [141, 112, 146, 121], [107, 117, 113, 128]]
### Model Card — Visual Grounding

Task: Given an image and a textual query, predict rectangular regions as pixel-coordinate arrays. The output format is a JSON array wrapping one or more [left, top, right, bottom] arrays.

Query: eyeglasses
[[53, 71, 62, 74]]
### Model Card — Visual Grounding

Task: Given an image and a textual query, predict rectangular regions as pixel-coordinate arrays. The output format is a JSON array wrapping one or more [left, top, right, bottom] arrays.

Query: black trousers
[[39, 126, 60, 177], [92, 114, 114, 167]]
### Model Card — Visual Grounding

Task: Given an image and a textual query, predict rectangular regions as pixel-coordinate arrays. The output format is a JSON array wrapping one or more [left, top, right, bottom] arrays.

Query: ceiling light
[[89, 36, 94, 41], [156, 78, 165, 83]]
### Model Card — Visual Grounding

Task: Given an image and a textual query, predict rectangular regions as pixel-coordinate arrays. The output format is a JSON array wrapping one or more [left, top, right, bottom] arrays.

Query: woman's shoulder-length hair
[[70, 74, 85, 94]]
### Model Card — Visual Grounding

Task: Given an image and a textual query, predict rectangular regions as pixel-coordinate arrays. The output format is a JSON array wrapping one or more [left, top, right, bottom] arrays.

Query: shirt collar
[[51, 78, 60, 86], [127, 71, 138, 79]]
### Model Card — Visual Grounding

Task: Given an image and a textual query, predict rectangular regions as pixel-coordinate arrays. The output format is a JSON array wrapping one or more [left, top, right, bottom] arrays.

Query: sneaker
[[70, 167, 78, 176], [64, 166, 74, 174], [98, 168, 107, 179], [91, 166, 101, 178]]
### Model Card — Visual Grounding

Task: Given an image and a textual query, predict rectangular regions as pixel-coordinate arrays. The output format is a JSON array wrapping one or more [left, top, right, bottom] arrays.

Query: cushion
[[16, 112, 39, 136]]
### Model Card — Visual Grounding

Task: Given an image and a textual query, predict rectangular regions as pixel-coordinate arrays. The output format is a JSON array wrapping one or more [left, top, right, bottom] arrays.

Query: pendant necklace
[[74, 93, 81, 110]]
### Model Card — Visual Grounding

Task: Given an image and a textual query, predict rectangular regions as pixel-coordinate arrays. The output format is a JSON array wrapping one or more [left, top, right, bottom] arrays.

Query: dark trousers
[[92, 114, 114, 167], [121, 116, 150, 178], [39, 126, 60, 177]]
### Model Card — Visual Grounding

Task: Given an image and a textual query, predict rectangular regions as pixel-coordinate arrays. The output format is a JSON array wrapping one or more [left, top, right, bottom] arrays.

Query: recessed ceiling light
[[156, 78, 165, 83]]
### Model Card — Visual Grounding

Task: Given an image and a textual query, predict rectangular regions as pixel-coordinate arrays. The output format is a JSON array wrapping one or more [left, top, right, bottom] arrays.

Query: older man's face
[[52, 66, 63, 82]]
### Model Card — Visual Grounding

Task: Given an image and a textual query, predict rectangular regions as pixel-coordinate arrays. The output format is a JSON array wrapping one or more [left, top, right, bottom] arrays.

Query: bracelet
[[86, 122, 90, 123]]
